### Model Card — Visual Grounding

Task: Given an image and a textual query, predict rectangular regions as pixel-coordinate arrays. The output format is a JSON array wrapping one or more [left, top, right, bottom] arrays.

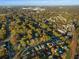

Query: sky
[[0, 0, 79, 6]]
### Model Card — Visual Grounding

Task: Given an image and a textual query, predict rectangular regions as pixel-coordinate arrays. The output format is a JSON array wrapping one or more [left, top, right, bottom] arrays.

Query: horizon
[[0, 0, 79, 6]]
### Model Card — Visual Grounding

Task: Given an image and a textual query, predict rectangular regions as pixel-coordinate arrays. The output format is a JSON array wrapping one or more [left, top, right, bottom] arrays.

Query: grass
[[66, 50, 71, 59]]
